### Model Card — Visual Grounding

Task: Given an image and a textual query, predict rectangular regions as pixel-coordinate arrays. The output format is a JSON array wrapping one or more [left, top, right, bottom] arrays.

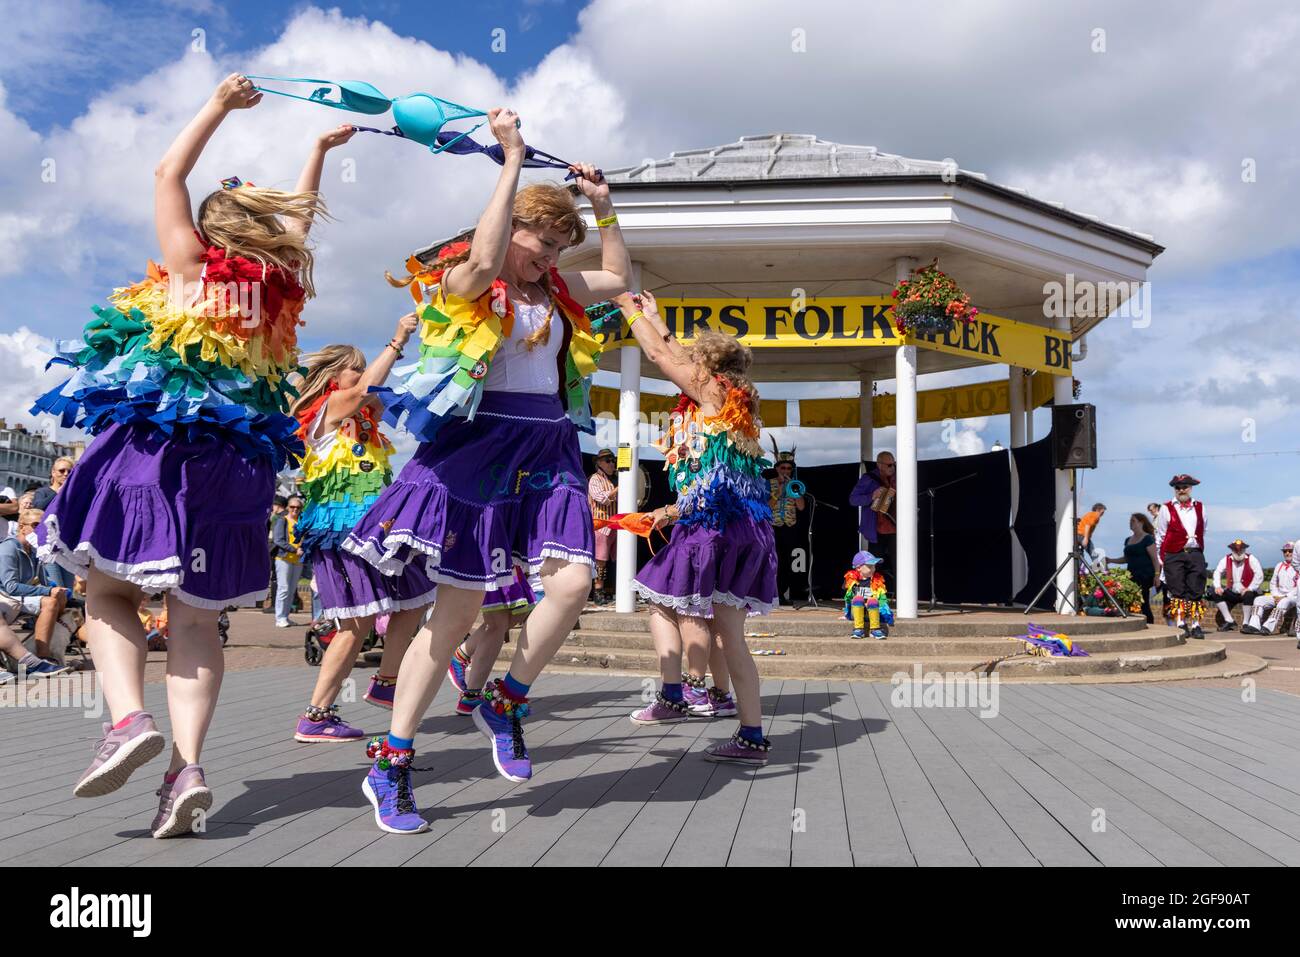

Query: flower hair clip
[[220, 176, 255, 190]]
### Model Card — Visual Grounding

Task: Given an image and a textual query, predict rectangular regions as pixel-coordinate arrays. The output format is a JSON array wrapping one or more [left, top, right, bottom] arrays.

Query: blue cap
[[852, 550, 881, 567]]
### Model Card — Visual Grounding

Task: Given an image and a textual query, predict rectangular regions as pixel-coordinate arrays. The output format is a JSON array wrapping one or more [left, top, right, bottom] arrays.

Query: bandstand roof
[[562, 134, 1164, 383]]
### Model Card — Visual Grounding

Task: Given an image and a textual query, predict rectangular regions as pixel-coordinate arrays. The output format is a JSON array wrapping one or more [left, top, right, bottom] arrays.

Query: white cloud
[[0, 327, 68, 436]]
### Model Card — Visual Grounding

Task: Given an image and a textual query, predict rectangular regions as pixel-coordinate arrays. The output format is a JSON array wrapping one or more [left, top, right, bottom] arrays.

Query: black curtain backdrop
[[584, 436, 1056, 607]]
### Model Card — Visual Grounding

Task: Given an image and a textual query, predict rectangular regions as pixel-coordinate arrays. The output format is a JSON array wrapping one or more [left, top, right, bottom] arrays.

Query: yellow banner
[[590, 374, 1053, 430], [588, 388, 788, 427], [598, 297, 1072, 375]]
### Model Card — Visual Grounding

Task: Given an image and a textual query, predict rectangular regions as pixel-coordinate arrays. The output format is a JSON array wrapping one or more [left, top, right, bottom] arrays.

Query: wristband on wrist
[[596, 214, 618, 227], [387, 340, 405, 358], [626, 310, 645, 326]]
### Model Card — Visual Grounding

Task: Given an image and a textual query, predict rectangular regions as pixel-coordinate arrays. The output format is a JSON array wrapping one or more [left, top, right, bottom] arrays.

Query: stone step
[[546, 638, 1231, 680], [562, 628, 1183, 657], [574, 610, 1147, 638]]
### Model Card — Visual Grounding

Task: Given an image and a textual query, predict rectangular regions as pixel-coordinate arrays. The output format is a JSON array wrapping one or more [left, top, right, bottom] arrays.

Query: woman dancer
[[446, 567, 541, 714], [344, 108, 630, 833], [289, 331, 439, 742], [32, 75, 346, 837], [613, 291, 776, 763]]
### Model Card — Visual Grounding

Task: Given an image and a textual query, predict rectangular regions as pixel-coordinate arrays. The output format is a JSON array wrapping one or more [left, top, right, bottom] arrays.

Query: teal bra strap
[[242, 75, 393, 114]]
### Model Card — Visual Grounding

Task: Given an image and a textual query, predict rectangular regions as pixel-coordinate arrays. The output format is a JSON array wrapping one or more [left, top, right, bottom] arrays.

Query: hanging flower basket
[[891, 260, 979, 337]]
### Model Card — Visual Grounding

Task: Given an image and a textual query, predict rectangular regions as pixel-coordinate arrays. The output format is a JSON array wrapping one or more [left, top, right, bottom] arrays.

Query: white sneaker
[[275, 619, 294, 628]]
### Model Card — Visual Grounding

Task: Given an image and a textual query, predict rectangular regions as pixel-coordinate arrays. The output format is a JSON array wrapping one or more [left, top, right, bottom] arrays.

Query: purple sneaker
[[362, 739, 429, 834], [364, 674, 397, 710], [631, 693, 691, 726], [74, 711, 166, 798], [447, 646, 471, 694], [704, 732, 772, 766], [150, 765, 213, 839], [473, 680, 532, 782], [692, 687, 737, 719], [682, 681, 709, 714], [455, 689, 483, 716], [294, 707, 366, 743]]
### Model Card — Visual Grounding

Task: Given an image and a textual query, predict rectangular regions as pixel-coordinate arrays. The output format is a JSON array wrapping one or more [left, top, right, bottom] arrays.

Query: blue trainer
[[361, 739, 429, 834], [446, 645, 470, 694], [25, 659, 71, 678], [473, 680, 532, 782]]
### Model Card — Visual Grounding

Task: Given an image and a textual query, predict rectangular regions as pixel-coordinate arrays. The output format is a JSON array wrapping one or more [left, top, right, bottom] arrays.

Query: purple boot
[[74, 711, 166, 798], [151, 765, 213, 839], [630, 692, 691, 726], [294, 706, 366, 743], [704, 732, 772, 766], [362, 739, 429, 834], [364, 674, 397, 710], [473, 679, 532, 783]]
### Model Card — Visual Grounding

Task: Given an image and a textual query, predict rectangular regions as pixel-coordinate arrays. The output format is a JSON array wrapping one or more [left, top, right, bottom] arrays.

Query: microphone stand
[[922, 473, 978, 612], [803, 492, 837, 609]]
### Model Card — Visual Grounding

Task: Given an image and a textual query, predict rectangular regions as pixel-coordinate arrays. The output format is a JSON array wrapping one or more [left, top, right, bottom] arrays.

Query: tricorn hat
[[1228, 538, 1249, 551], [1169, 473, 1200, 488]]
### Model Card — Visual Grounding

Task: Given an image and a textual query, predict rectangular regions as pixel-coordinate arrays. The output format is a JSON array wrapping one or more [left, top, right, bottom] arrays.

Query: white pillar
[[859, 373, 874, 549], [614, 263, 643, 613], [1008, 366, 1026, 448], [1024, 373, 1036, 444], [1052, 317, 1075, 614], [894, 257, 919, 619]]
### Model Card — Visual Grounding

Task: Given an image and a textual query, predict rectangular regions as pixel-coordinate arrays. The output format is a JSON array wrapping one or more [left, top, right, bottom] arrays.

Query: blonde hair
[[291, 344, 367, 417], [18, 508, 43, 527], [387, 182, 586, 350], [197, 185, 330, 299], [688, 331, 760, 417]]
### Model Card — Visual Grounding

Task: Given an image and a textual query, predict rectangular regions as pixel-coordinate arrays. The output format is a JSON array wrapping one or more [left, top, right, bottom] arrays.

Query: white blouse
[[483, 298, 562, 395]]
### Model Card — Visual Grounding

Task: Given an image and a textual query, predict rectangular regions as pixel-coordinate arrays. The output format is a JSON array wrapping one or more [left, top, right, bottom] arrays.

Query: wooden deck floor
[[3, 668, 1300, 866]]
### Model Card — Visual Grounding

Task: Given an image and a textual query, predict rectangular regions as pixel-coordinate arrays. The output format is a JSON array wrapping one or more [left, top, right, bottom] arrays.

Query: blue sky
[[0, 0, 1296, 564]]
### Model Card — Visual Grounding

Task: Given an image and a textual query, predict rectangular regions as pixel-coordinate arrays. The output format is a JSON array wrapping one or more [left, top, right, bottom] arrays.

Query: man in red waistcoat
[[1154, 474, 1208, 640], [1212, 539, 1263, 632]]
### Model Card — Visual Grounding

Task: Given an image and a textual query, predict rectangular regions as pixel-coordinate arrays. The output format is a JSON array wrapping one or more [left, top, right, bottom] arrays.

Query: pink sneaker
[[74, 711, 165, 798], [704, 732, 771, 766], [630, 693, 691, 726], [150, 765, 213, 839], [688, 687, 737, 719]]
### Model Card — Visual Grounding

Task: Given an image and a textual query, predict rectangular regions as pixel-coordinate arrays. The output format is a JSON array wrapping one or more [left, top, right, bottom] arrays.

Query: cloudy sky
[[0, 0, 1296, 560]]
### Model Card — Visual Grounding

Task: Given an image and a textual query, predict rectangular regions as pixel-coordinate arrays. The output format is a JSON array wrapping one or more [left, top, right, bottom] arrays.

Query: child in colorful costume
[[446, 566, 543, 714], [289, 332, 439, 743], [614, 291, 777, 764], [843, 550, 893, 640], [344, 108, 632, 834], [29, 75, 350, 837]]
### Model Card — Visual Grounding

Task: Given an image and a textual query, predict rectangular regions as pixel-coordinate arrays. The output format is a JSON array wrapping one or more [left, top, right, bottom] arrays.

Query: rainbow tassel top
[[374, 243, 604, 443], [842, 570, 894, 624], [31, 249, 307, 470], [657, 386, 772, 530], [293, 387, 395, 554]]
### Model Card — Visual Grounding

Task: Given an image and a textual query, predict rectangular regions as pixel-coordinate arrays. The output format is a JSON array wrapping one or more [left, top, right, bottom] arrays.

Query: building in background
[[0, 419, 83, 495]]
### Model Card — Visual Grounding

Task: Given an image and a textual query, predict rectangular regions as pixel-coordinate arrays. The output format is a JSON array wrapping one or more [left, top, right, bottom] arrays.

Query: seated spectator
[[1244, 542, 1298, 638], [30, 458, 74, 511], [0, 508, 70, 662], [0, 617, 70, 682], [0, 488, 17, 537], [1213, 538, 1263, 632]]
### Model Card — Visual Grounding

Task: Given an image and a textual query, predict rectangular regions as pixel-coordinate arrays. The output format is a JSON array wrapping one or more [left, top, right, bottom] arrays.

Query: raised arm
[[612, 291, 723, 410], [559, 163, 632, 306], [287, 124, 357, 239], [155, 74, 261, 281], [443, 109, 526, 302], [325, 313, 419, 425]]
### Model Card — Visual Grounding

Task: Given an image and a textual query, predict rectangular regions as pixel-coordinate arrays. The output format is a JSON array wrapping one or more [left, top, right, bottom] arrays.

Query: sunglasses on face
[[53, 468, 70, 474]]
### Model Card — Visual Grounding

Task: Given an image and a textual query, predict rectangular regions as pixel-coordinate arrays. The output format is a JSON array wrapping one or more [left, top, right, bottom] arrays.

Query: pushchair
[[304, 613, 387, 666]]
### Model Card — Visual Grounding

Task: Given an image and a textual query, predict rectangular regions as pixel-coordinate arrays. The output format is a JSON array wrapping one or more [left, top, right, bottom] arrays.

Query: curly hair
[[687, 330, 760, 416]]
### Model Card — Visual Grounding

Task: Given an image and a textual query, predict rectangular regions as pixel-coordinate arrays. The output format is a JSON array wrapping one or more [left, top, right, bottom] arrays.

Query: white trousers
[[1249, 595, 1297, 634]]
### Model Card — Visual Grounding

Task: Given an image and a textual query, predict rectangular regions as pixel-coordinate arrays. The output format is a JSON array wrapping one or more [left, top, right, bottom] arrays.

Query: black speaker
[[1051, 403, 1097, 469]]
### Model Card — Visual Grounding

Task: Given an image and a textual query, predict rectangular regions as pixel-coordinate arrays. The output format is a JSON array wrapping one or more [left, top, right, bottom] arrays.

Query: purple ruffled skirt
[[37, 421, 274, 609], [633, 515, 778, 617], [343, 391, 594, 589], [310, 546, 437, 621]]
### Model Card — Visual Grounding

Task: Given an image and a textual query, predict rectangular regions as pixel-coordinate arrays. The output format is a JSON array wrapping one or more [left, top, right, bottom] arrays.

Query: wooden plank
[[869, 683, 1037, 866], [725, 680, 807, 867], [825, 680, 914, 867], [849, 683, 976, 866], [789, 682, 853, 867]]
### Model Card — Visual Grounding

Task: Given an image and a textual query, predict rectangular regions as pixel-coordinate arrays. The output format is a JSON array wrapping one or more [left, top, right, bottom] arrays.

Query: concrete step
[[547, 638, 1232, 680], [574, 610, 1148, 638], [562, 628, 1184, 657]]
